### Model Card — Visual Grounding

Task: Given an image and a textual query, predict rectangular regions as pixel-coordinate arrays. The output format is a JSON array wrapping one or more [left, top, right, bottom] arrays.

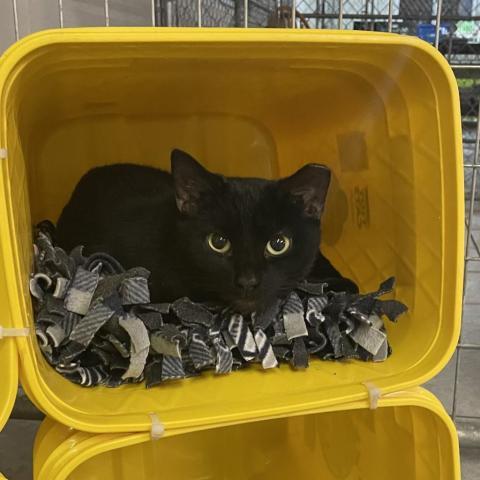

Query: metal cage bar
[[104, 0, 110, 27], [387, 0, 393, 32], [57, 0, 64, 28], [151, 0, 156, 26], [11, 0, 19, 41], [434, 0, 443, 49]]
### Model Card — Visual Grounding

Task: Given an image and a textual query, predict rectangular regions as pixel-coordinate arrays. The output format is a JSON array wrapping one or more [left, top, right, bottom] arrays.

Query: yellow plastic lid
[[0, 28, 463, 433]]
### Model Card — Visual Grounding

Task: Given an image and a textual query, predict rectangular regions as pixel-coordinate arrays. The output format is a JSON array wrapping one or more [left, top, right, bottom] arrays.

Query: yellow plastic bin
[[33, 388, 461, 480], [0, 28, 463, 433], [0, 233, 26, 480]]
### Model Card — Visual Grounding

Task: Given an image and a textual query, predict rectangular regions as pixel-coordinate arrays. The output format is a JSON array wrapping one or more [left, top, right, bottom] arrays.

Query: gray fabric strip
[[64, 267, 99, 315], [212, 336, 233, 374], [150, 332, 181, 358], [53, 277, 70, 299], [282, 292, 307, 340], [349, 323, 387, 356], [305, 296, 327, 324], [120, 277, 150, 305], [69, 300, 114, 346], [162, 355, 185, 380], [189, 332, 214, 369]]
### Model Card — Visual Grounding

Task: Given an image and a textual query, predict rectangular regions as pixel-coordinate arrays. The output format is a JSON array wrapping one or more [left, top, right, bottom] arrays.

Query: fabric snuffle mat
[[30, 222, 408, 389]]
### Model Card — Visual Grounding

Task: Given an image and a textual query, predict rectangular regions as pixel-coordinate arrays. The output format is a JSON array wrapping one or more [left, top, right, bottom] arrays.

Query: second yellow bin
[[33, 388, 460, 480], [0, 28, 463, 433]]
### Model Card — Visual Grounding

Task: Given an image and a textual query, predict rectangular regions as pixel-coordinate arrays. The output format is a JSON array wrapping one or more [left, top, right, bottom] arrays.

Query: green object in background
[[456, 20, 479, 40]]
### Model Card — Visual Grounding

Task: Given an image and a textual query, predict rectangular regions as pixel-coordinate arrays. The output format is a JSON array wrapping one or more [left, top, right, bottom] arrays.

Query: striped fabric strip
[[189, 332, 214, 369], [71, 266, 98, 291], [305, 295, 327, 325], [161, 355, 185, 380], [64, 267, 99, 315], [77, 366, 106, 387], [254, 329, 278, 369], [69, 300, 115, 346], [212, 336, 233, 374], [227, 313, 257, 361], [282, 291, 304, 315], [323, 316, 344, 358], [56, 365, 108, 387], [282, 291, 307, 340], [120, 277, 150, 305], [222, 330, 236, 350], [104, 333, 130, 358]]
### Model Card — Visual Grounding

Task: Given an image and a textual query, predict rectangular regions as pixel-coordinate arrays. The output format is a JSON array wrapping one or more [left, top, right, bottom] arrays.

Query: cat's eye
[[266, 235, 291, 257], [207, 233, 231, 254]]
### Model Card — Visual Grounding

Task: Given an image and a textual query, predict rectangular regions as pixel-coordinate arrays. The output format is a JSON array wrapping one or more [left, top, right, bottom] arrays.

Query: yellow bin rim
[[0, 28, 464, 434]]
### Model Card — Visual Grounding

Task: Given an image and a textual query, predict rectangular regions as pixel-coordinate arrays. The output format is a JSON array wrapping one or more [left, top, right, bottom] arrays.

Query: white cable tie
[[149, 413, 165, 440], [0, 148, 7, 159], [362, 381, 382, 410], [0, 326, 30, 339]]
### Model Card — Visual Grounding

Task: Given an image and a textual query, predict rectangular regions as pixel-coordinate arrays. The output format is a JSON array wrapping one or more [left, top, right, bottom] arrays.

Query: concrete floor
[[0, 419, 37, 480]]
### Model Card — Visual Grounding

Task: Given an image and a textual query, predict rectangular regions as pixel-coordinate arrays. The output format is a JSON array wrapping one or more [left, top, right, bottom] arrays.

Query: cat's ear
[[279, 164, 331, 219], [171, 149, 221, 215]]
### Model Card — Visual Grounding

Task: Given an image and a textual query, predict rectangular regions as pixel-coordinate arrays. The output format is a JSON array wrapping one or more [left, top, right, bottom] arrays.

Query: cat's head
[[171, 149, 330, 313]]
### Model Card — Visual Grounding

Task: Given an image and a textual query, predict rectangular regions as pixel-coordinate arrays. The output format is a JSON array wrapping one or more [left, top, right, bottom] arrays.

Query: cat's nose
[[235, 272, 260, 292]]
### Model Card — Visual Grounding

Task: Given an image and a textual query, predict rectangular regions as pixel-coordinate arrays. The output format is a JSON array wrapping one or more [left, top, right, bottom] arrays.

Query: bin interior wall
[[2, 38, 459, 422], [67, 405, 456, 480]]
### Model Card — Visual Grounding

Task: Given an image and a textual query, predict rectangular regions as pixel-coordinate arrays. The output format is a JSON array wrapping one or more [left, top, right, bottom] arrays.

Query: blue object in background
[[417, 23, 450, 43]]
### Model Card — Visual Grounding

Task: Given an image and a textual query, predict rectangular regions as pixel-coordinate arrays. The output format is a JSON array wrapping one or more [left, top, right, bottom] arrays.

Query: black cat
[[56, 149, 353, 313]]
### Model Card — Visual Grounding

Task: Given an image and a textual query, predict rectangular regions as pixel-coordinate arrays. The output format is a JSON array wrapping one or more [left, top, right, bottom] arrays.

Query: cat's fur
[[56, 150, 349, 313]]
